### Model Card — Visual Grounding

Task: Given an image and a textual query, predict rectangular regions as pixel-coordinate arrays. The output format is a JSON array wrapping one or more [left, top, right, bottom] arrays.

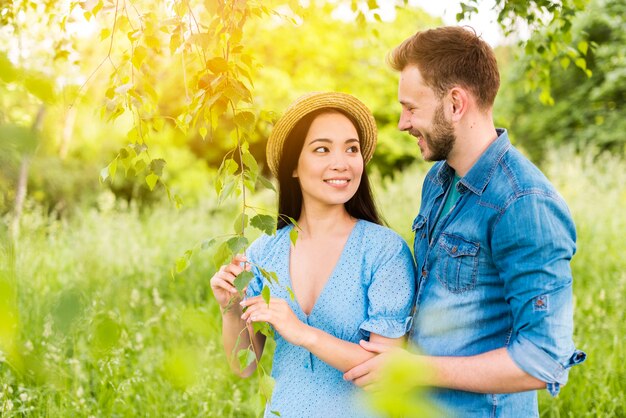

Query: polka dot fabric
[[245, 220, 416, 418]]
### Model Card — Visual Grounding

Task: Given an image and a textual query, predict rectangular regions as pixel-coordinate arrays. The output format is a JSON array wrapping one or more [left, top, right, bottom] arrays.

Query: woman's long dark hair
[[276, 108, 382, 229]]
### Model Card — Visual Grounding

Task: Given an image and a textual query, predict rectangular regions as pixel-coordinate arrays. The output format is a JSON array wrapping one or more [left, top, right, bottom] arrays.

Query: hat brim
[[266, 92, 377, 178]]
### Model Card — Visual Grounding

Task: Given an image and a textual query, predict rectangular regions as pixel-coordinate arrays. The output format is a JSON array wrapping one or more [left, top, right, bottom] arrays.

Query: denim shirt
[[410, 129, 586, 417]]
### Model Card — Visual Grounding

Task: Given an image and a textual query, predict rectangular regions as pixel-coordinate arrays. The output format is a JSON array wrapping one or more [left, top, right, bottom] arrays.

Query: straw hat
[[266, 92, 378, 177]]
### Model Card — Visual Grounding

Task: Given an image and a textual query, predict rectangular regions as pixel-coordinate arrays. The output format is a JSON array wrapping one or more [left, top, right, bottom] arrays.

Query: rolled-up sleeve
[[359, 235, 416, 339], [492, 192, 586, 395]]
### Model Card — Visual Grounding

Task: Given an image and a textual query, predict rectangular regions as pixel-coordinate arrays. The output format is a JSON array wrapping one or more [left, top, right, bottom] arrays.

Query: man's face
[[397, 65, 456, 161]]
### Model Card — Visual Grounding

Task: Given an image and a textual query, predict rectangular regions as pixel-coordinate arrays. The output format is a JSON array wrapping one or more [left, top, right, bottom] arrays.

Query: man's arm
[[343, 341, 544, 392]]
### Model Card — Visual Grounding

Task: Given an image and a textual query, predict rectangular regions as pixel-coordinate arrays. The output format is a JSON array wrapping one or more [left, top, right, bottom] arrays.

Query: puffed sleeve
[[359, 230, 417, 339]]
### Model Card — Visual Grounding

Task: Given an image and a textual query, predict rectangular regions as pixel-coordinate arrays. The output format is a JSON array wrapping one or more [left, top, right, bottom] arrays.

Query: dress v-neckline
[[286, 220, 362, 318]]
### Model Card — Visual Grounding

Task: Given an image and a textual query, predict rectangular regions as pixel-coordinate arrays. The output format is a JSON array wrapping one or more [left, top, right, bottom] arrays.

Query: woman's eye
[[347, 146, 360, 153], [313, 146, 329, 153]]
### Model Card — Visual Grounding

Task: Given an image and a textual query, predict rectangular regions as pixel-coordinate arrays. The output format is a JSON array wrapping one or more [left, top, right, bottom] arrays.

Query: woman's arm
[[211, 256, 266, 377], [240, 296, 403, 372]]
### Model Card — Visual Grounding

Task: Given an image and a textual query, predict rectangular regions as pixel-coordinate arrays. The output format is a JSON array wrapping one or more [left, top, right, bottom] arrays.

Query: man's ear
[[449, 87, 469, 122]]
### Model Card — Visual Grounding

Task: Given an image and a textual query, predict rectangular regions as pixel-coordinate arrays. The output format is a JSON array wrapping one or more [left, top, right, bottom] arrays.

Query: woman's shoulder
[[357, 220, 410, 250], [247, 225, 291, 260]]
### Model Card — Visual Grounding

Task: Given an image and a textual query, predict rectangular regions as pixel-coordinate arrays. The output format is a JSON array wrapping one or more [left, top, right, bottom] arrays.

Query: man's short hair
[[389, 26, 500, 109]]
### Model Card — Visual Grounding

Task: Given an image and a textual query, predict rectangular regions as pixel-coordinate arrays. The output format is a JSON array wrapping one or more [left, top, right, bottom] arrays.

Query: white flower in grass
[[43, 319, 53, 338], [24, 340, 34, 352], [5, 399, 14, 411], [76, 387, 84, 398], [130, 288, 140, 308], [19, 393, 28, 402], [152, 288, 163, 307]]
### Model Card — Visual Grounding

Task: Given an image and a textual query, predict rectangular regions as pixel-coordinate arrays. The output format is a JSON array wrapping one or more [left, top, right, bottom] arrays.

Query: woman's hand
[[240, 296, 310, 346], [209, 254, 249, 312]]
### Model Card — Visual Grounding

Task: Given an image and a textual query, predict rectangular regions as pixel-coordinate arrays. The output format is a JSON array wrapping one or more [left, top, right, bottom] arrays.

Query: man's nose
[[398, 110, 411, 131]]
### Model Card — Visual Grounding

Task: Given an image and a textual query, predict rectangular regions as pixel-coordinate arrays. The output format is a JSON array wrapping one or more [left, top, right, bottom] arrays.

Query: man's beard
[[423, 102, 456, 161]]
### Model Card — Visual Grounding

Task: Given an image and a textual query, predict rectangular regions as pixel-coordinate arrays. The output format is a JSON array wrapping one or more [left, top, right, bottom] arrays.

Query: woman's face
[[293, 112, 363, 210]]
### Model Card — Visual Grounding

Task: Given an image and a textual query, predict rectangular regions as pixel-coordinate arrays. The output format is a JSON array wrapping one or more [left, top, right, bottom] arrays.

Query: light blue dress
[[246, 219, 416, 418]]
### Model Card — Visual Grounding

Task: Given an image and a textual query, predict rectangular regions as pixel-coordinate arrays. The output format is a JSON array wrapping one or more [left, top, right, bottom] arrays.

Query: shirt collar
[[435, 128, 511, 196]]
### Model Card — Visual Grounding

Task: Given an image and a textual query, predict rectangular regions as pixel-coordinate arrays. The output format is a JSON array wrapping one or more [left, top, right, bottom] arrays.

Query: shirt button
[[451, 246, 458, 254], [421, 269, 427, 277]]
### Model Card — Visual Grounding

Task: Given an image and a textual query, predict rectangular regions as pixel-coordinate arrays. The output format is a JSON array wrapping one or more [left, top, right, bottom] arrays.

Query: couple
[[210, 26, 585, 417]]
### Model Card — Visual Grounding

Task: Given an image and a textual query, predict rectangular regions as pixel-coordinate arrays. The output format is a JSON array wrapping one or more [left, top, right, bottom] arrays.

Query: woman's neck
[[296, 205, 356, 240]]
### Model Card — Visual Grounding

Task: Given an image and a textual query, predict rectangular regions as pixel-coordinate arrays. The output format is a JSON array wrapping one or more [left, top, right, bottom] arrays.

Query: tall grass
[[0, 151, 623, 417]]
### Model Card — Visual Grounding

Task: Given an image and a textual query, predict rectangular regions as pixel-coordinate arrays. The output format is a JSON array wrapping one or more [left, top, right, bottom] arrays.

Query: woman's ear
[[292, 168, 298, 178]]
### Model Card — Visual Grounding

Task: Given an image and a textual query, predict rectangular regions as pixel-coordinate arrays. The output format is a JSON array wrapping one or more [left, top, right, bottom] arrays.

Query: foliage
[[498, 0, 626, 161], [459, 0, 593, 104]]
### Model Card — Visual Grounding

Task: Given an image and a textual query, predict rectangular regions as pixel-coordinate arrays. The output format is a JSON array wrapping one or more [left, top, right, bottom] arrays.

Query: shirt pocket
[[434, 233, 480, 293]]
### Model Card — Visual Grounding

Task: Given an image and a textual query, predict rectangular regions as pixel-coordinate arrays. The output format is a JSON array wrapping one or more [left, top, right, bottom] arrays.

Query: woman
[[210, 92, 416, 417]]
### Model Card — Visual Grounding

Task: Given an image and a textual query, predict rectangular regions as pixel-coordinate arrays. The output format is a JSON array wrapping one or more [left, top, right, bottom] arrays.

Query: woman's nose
[[329, 152, 349, 171]]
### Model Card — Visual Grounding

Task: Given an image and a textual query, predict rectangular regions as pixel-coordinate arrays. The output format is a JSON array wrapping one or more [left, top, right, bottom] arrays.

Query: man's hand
[[343, 340, 401, 390]]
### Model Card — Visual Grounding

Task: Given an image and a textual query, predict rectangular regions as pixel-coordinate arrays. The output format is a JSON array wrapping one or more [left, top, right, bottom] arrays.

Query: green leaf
[[286, 286, 295, 301], [261, 285, 271, 306], [131, 45, 148, 69], [234, 213, 249, 235], [176, 256, 189, 273], [207, 57, 228, 74], [250, 214, 276, 236], [577, 41, 588, 56], [0, 52, 18, 83], [258, 175, 276, 192], [253, 321, 274, 338], [218, 178, 237, 204], [213, 242, 233, 268], [150, 158, 166, 176], [259, 268, 279, 285], [226, 236, 248, 254], [237, 348, 256, 371], [108, 158, 118, 179], [574, 58, 587, 70], [259, 374, 276, 404], [242, 150, 258, 172], [289, 228, 298, 247], [145, 172, 159, 191], [199, 126, 208, 139], [134, 158, 146, 174], [201, 238, 216, 250], [100, 166, 109, 182], [270, 412, 281, 417], [234, 111, 256, 131], [234, 271, 254, 292]]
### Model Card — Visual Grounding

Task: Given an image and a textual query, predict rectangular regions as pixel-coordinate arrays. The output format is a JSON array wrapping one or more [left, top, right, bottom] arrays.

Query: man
[[343, 26, 585, 417]]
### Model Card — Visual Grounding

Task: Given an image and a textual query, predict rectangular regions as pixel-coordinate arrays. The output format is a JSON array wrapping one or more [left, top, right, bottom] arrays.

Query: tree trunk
[[9, 106, 46, 239]]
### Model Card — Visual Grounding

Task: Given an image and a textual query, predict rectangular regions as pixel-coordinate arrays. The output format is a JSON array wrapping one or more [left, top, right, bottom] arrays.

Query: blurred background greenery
[[0, 0, 624, 416]]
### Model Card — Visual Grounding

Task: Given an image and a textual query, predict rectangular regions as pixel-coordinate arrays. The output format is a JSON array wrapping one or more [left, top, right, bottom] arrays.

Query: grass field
[[1, 150, 624, 417]]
